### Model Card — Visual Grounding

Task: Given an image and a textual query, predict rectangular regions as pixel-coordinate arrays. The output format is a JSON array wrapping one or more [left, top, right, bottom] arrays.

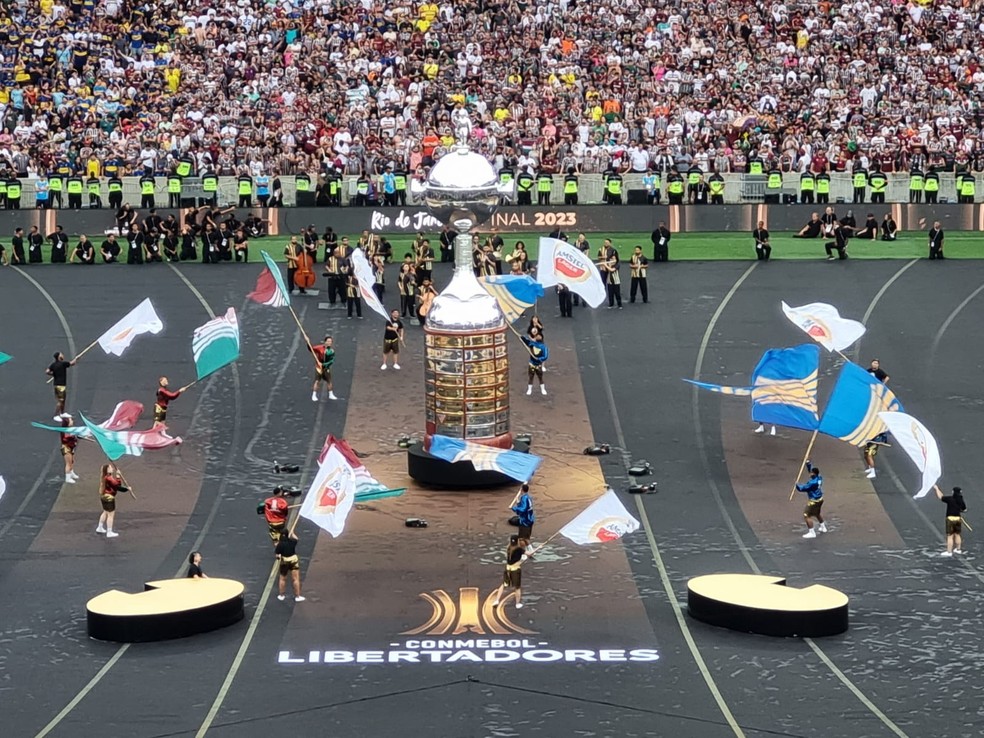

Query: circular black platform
[[407, 440, 531, 489]]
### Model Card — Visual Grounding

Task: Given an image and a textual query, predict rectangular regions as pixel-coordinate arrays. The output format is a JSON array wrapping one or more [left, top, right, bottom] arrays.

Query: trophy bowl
[[422, 147, 501, 232]]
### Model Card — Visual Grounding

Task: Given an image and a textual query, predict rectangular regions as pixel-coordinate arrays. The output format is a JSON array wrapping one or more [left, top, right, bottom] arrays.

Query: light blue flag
[[429, 435, 542, 482], [0, 352, 11, 366], [749, 345, 821, 431], [481, 275, 545, 323], [818, 361, 903, 446]]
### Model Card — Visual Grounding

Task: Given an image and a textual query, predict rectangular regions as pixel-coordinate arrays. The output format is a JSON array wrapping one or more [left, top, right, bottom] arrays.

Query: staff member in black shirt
[[824, 223, 849, 260], [187, 551, 208, 578], [101, 234, 120, 263], [855, 213, 879, 240], [928, 221, 945, 260], [70, 235, 95, 264], [46, 351, 76, 415], [935, 485, 967, 557], [49, 225, 69, 263], [11, 227, 25, 264], [275, 531, 305, 602], [651, 222, 671, 262], [866, 359, 889, 384], [752, 221, 771, 261], [28, 225, 44, 263]]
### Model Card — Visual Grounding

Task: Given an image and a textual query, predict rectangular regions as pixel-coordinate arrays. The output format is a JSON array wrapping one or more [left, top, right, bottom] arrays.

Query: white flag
[[781, 301, 866, 353], [351, 247, 390, 321], [97, 298, 164, 356], [559, 489, 640, 545], [299, 445, 357, 537], [536, 237, 607, 308], [0, 475, 6, 503], [877, 412, 942, 499]]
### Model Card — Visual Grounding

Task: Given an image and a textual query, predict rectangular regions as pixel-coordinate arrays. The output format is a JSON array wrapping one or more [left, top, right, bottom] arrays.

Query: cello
[[293, 242, 316, 290]]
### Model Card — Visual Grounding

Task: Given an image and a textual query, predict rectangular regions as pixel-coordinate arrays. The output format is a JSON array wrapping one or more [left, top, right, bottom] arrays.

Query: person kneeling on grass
[[881, 213, 898, 241]]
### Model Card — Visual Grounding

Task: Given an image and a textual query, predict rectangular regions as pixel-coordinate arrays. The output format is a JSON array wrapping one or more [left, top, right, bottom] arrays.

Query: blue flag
[[683, 379, 752, 396], [429, 435, 542, 482], [749, 345, 821, 431], [481, 275, 545, 323], [818, 361, 903, 446]]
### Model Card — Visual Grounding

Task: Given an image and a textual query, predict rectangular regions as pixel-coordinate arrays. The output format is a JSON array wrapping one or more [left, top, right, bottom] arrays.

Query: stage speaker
[[627, 189, 648, 205], [296, 192, 316, 207]]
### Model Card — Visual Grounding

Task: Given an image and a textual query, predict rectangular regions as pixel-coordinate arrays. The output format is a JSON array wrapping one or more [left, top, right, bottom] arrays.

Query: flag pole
[[525, 529, 563, 559], [178, 379, 199, 393], [286, 304, 320, 369], [116, 467, 138, 500], [789, 429, 819, 501], [835, 349, 850, 362], [962, 516, 973, 532], [505, 321, 536, 357]]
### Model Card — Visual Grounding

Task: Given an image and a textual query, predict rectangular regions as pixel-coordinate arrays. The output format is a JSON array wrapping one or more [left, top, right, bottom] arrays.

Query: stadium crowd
[[0, 0, 983, 185]]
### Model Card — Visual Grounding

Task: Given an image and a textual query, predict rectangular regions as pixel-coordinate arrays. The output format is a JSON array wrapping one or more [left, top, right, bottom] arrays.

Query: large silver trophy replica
[[406, 128, 518, 486]]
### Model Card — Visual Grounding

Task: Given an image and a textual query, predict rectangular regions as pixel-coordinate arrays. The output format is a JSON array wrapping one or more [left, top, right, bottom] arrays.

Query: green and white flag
[[192, 307, 240, 380], [80, 413, 182, 461], [0, 352, 12, 366]]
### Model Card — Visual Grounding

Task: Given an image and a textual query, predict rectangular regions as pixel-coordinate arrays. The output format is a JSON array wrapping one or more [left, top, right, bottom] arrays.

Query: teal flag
[[81, 413, 130, 461], [192, 307, 240, 380], [0, 352, 11, 365]]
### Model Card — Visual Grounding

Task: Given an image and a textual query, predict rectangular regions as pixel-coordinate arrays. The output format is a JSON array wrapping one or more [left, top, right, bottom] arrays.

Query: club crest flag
[[80, 412, 182, 461], [429, 434, 542, 483], [193, 307, 240, 380], [877, 412, 942, 499], [818, 361, 903, 446], [0, 351, 11, 365], [559, 489, 640, 545], [781, 301, 866, 352], [536, 237, 606, 308], [481, 275, 545, 323], [97, 298, 163, 356], [318, 434, 406, 501], [300, 445, 357, 537], [351, 247, 390, 321], [249, 251, 291, 307]]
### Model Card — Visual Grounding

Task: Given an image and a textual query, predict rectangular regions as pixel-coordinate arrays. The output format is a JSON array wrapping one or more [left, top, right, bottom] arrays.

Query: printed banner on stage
[[536, 237, 606, 308], [97, 298, 164, 356], [80, 413, 182, 461], [878, 412, 942, 499], [818, 362, 903, 446], [32, 401, 145, 436], [429, 435, 542, 482], [318, 434, 406, 501], [481, 275, 545, 323], [781, 301, 866, 353], [350, 247, 390, 321], [193, 307, 240, 380], [559, 489, 640, 545], [249, 251, 291, 307], [749, 345, 821, 431], [300, 445, 357, 537]]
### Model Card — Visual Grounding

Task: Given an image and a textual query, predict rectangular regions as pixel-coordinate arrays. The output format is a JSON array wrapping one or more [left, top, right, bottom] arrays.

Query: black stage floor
[[1, 258, 982, 738]]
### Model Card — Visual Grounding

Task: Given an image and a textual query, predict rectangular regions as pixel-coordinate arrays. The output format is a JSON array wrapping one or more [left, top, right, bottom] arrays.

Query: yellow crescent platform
[[687, 574, 849, 637], [87, 578, 245, 642]]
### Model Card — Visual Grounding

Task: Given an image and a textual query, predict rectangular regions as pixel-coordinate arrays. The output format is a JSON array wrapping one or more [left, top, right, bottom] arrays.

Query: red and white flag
[[781, 301, 865, 353], [351, 247, 390, 321], [559, 489, 640, 545], [536, 237, 606, 308], [299, 445, 357, 537]]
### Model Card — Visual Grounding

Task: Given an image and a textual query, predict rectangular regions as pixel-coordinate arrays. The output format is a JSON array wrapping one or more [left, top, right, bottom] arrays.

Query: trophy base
[[407, 441, 531, 489]]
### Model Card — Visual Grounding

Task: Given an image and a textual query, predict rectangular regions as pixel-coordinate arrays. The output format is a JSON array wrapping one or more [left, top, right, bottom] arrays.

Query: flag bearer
[[796, 461, 827, 538]]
